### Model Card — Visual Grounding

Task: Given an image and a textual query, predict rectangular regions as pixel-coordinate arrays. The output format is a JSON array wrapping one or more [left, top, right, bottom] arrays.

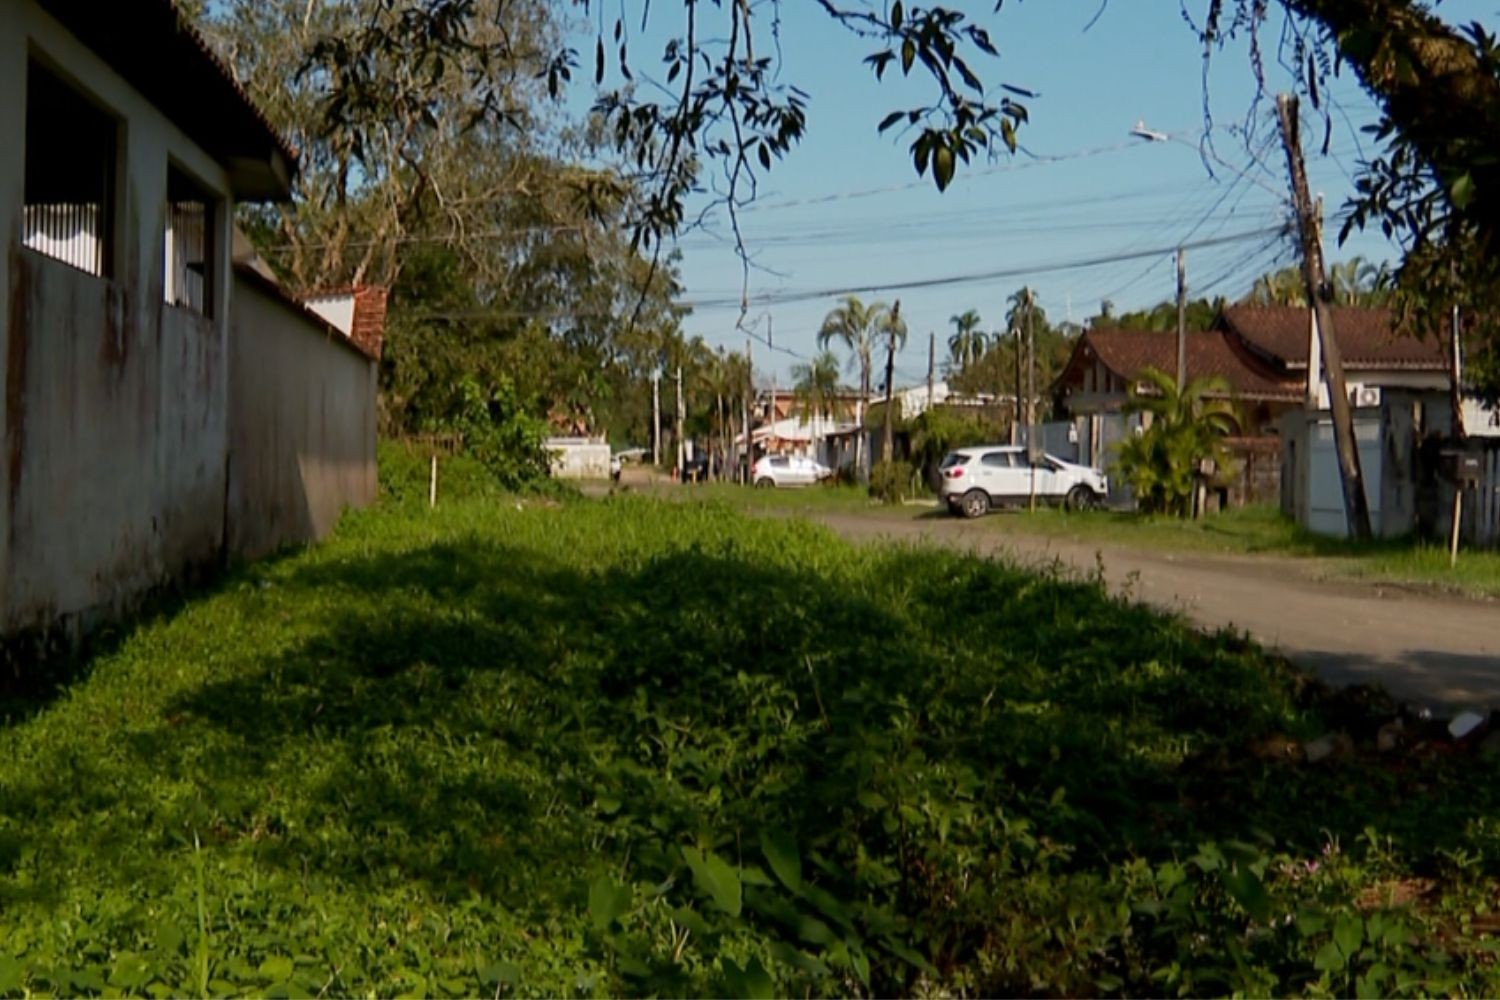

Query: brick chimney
[[349, 286, 388, 360]]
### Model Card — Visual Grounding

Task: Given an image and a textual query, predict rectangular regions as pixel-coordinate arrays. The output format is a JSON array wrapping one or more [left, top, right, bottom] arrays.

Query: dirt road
[[813, 511, 1500, 711]]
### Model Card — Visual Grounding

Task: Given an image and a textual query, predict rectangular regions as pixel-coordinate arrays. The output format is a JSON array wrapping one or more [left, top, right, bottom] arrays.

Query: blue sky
[[575, 1, 1496, 385]]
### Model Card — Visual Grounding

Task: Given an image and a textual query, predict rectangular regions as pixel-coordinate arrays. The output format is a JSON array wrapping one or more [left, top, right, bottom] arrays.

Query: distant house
[[1, 0, 381, 647], [1053, 305, 1459, 511]]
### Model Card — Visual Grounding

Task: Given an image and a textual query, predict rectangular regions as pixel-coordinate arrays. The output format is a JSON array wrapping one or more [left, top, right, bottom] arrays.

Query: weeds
[[1, 496, 1498, 995]]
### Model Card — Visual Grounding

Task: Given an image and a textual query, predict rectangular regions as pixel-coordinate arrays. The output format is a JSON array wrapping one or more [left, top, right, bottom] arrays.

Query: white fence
[[23, 203, 104, 275]]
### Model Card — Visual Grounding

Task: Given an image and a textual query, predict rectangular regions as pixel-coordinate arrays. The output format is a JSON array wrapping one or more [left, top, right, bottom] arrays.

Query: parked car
[[939, 446, 1107, 517], [752, 454, 832, 488]]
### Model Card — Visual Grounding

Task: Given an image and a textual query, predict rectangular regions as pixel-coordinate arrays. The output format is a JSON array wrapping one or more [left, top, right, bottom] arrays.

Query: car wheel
[[1065, 485, 1100, 512], [960, 489, 990, 519], [755, 477, 775, 489]]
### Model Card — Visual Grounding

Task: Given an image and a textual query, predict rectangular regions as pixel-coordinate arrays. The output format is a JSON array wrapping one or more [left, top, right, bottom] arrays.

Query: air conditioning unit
[[1351, 385, 1382, 408]]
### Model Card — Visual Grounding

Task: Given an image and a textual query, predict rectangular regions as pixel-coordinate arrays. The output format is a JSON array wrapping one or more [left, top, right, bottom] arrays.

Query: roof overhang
[[36, 0, 297, 202]]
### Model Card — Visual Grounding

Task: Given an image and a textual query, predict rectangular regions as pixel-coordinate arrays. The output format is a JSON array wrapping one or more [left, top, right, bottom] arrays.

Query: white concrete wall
[[227, 276, 376, 560], [1, 0, 234, 634], [304, 295, 356, 337], [546, 439, 611, 480]]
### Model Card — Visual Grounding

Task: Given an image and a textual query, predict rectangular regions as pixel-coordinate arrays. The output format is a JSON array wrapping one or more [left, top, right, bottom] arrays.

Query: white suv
[[752, 454, 832, 488], [939, 446, 1107, 517]]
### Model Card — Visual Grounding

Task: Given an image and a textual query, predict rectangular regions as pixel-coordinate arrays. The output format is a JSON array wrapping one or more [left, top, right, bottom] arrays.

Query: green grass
[[670, 481, 890, 512], [977, 504, 1500, 599], [3, 493, 1500, 996]]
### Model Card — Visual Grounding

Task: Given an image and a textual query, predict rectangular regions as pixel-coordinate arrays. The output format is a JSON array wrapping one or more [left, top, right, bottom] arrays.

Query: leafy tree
[[945, 309, 988, 376], [1111, 298, 1226, 332], [1114, 369, 1238, 517]]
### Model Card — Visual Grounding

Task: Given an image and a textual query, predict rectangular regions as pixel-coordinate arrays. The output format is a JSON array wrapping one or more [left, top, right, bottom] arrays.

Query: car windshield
[[940, 452, 971, 469]]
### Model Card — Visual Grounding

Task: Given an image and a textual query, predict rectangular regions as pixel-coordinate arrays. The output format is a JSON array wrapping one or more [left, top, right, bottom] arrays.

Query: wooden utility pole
[[652, 369, 662, 467], [675, 365, 686, 480], [1305, 198, 1325, 409], [1011, 324, 1023, 446], [881, 300, 901, 464], [1027, 289, 1038, 511], [1175, 247, 1188, 390], [926, 330, 936, 414], [1450, 294, 1465, 566], [744, 337, 753, 484], [1277, 93, 1373, 541]]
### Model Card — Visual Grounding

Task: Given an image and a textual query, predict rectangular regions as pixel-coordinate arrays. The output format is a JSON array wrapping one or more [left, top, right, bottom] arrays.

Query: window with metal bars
[[22, 59, 117, 277], [164, 166, 216, 318]]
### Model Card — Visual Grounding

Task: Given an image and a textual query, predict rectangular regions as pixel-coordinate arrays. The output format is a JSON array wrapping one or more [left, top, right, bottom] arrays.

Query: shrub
[[869, 459, 919, 503], [450, 375, 552, 491]]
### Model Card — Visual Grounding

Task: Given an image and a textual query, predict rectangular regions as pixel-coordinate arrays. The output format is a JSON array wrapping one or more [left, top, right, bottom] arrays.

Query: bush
[[868, 459, 919, 504], [378, 440, 502, 506], [451, 375, 552, 491]]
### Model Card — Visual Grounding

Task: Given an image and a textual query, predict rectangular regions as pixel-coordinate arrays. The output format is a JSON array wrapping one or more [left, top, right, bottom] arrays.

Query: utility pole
[[1305, 197, 1324, 409], [1027, 289, 1038, 512], [652, 369, 662, 468], [1175, 247, 1188, 390], [926, 330, 936, 414], [882, 300, 901, 464], [744, 337, 753, 484], [1011, 324, 1023, 446], [1277, 93, 1372, 541], [675, 365, 686, 480]]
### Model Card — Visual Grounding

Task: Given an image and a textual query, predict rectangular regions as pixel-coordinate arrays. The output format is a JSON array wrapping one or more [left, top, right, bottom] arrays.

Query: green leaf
[[901, 39, 916, 74], [1221, 864, 1271, 923], [589, 873, 633, 931], [110, 953, 153, 989], [258, 956, 295, 982], [933, 143, 955, 192], [890, 1, 904, 31], [1314, 940, 1347, 973], [1334, 913, 1364, 958], [1451, 172, 1474, 210], [761, 828, 802, 893], [723, 955, 776, 1000], [479, 961, 520, 986], [0, 957, 21, 994], [683, 846, 742, 918]]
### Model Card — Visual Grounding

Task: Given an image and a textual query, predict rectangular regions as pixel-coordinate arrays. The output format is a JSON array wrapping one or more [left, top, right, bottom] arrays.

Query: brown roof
[[1060, 328, 1300, 402], [37, 0, 296, 201], [1219, 305, 1447, 371]]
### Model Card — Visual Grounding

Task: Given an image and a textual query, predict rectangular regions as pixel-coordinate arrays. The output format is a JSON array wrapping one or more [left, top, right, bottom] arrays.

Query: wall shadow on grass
[[5, 522, 1500, 992]]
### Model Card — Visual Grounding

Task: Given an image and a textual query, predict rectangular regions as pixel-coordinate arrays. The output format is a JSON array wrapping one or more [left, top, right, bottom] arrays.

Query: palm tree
[[1247, 266, 1308, 307], [817, 295, 892, 478], [877, 301, 909, 463], [792, 350, 842, 464], [946, 309, 987, 375], [1117, 368, 1238, 516]]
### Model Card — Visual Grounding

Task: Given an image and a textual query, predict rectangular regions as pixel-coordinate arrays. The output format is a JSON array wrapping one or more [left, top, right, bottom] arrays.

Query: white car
[[752, 454, 832, 488], [939, 446, 1108, 517]]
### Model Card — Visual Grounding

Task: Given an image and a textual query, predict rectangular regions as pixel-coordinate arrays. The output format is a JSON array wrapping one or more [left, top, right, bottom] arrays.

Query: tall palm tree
[[946, 309, 987, 375], [817, 295, 892, 478], [792, 350, 842, 464]]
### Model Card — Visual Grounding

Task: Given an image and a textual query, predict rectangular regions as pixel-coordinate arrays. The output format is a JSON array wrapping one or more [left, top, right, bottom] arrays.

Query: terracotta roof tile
[[1220, 305, 1447, 370], [1066, 328, 1301, 401]]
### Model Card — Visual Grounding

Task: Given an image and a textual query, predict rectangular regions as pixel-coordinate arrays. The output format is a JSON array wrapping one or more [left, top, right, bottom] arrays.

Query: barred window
[[23, 59, 117, 277], [164, 166, 216, 318]]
